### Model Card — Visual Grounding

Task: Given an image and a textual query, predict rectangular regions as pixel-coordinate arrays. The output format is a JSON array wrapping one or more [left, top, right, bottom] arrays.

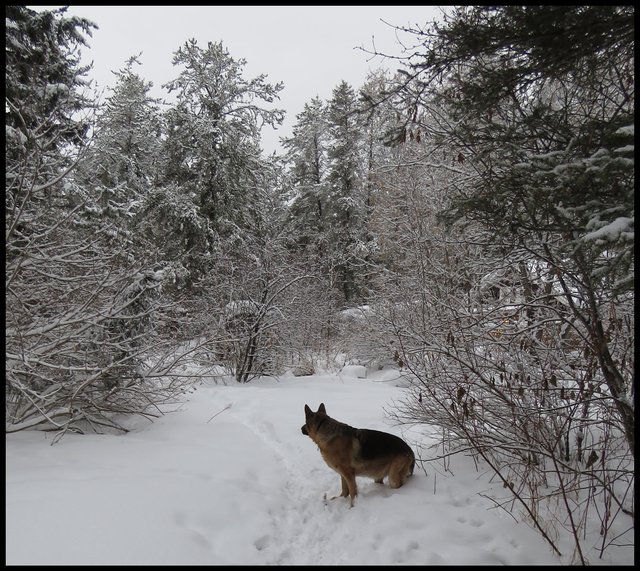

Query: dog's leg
[[388, 456, 413, 489], [329, 475, 350, 501], [329, 471, 358, 507], [343, 470, 358, 507]]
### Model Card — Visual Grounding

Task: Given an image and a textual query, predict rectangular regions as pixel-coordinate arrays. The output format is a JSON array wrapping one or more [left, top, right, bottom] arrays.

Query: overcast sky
[[32, 5, 443, 154]]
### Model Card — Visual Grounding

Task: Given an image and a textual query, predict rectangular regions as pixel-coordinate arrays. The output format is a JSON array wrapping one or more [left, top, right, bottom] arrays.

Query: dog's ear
[[304, 404, 312, 415], [318, 403, 326, 414]]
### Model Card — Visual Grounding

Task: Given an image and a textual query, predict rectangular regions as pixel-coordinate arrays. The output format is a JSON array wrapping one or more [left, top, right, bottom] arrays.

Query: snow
[[615, 124, 634, 136], [340, 364, 368, 378], [6, 369, 632, 565], [583, 216, 633, 242], [44, 83, 70, 97], [224, 299, 260, 316], [613, 145, 634, 154], [5, 125, 28, 146]]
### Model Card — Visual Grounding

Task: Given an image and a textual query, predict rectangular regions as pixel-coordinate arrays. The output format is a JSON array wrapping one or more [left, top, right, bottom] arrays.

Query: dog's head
[[301, 403, 327, 437]]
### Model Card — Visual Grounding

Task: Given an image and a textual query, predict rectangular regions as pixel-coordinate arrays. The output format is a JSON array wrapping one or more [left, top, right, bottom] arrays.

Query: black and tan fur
[[301, 403, 415, 507]]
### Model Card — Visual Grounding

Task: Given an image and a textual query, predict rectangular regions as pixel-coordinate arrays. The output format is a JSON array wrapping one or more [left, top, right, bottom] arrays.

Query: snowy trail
[[7, 371, 589, 565], [168, 373, 561, 565]]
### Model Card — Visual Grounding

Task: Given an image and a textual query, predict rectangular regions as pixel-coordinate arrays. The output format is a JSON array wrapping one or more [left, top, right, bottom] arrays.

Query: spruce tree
[[281, 97, 329, 251], [5, 5, 95, 159], [325, 81, 372, 303], [72, 55, 163, 257], [161, 39, 284, 235]]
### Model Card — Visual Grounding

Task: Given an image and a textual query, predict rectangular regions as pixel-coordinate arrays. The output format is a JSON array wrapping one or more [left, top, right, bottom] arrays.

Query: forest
[[5, 6, 634, 563]]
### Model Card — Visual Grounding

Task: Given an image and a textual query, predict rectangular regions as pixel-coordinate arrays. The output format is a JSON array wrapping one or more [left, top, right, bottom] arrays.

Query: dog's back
[[355, 428, 415, 473]]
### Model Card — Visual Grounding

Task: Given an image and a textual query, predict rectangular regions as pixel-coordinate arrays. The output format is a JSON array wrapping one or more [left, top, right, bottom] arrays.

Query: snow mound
[[340, 364, 367, 378]]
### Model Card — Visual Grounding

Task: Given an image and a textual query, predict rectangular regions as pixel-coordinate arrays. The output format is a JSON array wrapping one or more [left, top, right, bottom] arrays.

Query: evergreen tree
[[404, 5, 634, 455], [88, 55, 163, 190], [6, 4, 96, 270], [5, 5, 95, 160], [72, 55, 163, 257], [6, 5, 96, 227], [325, 81, 372, 303], [284, 97, 328, 188], [281, 97, 329, 250], [161, 39, 284, 235], [6, 8, 188, 436]]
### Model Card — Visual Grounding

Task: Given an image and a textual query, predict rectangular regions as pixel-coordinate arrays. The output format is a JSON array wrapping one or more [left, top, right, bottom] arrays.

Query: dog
[[301, 403, 415, 507]]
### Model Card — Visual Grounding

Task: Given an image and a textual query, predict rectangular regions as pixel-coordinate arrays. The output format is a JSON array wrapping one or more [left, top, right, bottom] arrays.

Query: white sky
[[31, 5, 443, 154]]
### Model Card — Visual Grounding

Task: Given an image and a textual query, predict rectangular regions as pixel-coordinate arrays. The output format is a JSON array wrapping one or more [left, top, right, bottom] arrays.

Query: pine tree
[[281, 97, 329, 250], [6, 9, 188, 436], [5, 5, 95, 159], [72, 55, 163, 257], [6, 4, 97, 273], [161, 39, 284, 235], [325, 81, 372, 303], [89, 55, 163, 190]]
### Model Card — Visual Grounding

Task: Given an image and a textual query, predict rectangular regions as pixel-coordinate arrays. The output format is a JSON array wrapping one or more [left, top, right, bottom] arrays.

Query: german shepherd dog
[[301, 403, 415, 507]]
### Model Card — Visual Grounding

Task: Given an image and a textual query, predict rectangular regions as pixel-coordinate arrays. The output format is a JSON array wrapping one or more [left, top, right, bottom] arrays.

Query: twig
[[206, 403, 232, 423]]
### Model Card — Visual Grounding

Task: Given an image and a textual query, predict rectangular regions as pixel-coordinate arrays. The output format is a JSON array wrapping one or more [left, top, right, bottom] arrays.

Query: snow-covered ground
[[6, 367, 633, 565]]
